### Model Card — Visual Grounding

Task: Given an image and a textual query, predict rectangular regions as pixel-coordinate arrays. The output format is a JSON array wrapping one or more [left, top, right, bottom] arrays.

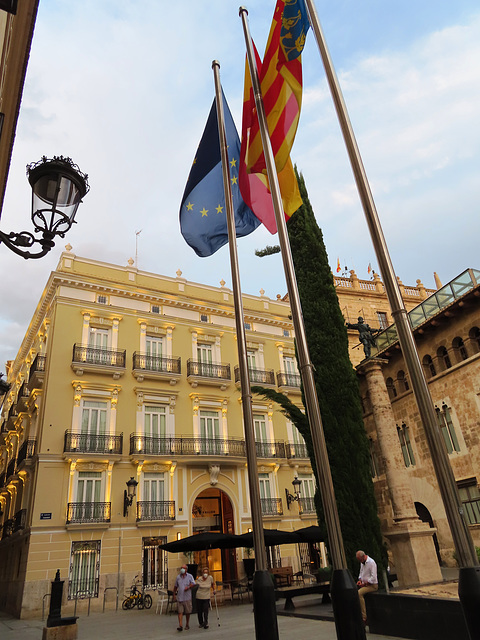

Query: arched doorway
[[191, 488, 237, 583], [415, 501, 442, 564]]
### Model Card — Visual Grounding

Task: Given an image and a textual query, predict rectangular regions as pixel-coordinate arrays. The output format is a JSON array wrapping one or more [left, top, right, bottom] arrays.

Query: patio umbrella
[[294, 525, 324, 542], [236, 528, 302, 548], [160, 531, 239, 552]]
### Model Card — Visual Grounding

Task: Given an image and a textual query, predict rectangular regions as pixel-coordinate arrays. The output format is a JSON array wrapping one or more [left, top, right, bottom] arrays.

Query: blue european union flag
[[180, 91, 261, 257]]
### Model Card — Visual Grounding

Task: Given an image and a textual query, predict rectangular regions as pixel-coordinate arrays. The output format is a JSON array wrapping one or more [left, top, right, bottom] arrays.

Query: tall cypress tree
[[254, 169, 385, 577]]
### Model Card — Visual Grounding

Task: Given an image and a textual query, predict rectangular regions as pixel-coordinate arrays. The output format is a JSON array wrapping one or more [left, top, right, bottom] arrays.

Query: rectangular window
[[377, 311, 388, 329], [144, 405, 166, 438], [283, 329, 290, 337], [151, 305, 160, 314], [458, 479, 480, 525], [258, 473, 272, 500], [397, 424, 415, 467], [97, 295, 108, 305], [146, 336, 164, 358], [88, 328, 109, 349], [68, 541, 101, 599], [254, 414, 267, 443], [247, 350, 257, 370], [244, 322, 251, 331], [435, 404, 460, 454], [142, 536, 167, 590], [199, 410, 221, 454], [200, 314, 208, 323], [197, 343, 213, 363], [298, 473, 316, 514], [81, 400, 108, 435], [143, 472, 165, 502]]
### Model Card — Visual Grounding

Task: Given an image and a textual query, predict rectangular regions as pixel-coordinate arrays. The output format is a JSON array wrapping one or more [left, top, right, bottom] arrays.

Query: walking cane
[[214, 592, 220, 627]]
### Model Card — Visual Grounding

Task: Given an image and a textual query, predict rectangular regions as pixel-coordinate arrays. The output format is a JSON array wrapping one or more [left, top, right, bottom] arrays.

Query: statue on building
[[346, 317, 380, 359]]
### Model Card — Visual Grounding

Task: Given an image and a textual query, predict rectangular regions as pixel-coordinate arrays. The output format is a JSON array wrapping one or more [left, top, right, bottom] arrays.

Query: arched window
[[386, 377, 397, 400], [469, 327, 480, 354], [396, 423, 415, 467], [422, 354, 436, 378], [397, 370, 409, 392], [452, 337, 468, 363], [436, 346, 451, 371], [435, 403, 460, 453]]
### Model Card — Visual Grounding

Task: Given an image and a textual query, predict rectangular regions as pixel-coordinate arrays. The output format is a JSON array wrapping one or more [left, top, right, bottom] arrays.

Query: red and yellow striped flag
[[246, 0, 310, 175], [239, 45, 302, 234]]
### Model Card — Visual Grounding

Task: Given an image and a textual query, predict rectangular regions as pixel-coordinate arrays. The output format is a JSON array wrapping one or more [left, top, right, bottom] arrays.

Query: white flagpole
[[239, 8, 365, 640], [303, 1, 480, 636], [211, 60, 279, 640]]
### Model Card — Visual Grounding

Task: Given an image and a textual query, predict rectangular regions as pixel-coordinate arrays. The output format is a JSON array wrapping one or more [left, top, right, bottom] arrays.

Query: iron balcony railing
[[6, 457, 16, 479], [255, 440, 286, 459], [234, 366, 275, 385], [16, 438, 37, 467], [1, 518, 14, 539], [13, 508, 27, 532], [187, 359, 231, 380], [130, 434, 246, 457], [66, 502, 111, 524], [29, 353, 46, 379], [277, 372, 301, 388], [0, 471, 5, 488], [285, 443, 309, 459], [299, 497, 316, 514], [17, 381, 30, 402], [260, 498, 283, 517], [133, 352, 181, 374], [136, 501, 176, 521], [72, 344, 126, 368], [64, 431, 123, 455]]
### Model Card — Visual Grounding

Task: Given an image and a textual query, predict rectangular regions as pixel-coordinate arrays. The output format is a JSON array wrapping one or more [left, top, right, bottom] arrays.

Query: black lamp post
[[285, 476, 302, 509], [0, 155, 89, 259], [123, 477, 138, 517]]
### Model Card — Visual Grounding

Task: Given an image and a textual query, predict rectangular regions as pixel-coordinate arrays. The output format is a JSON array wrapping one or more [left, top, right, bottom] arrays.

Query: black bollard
[[47, 570, 64, 626], [330, 568, 367, 640], [458, 566, 480, 640], [252, 570, 279, 640]]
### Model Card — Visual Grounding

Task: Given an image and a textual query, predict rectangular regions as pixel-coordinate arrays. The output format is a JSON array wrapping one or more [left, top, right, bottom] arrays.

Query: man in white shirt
[[356, 550, 378, 625]]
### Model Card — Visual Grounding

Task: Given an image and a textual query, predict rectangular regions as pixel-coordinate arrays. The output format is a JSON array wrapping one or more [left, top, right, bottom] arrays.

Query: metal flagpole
[[239, 9, 366, 640], [211, 60, 279, 640], [303, 1, 480, 637]]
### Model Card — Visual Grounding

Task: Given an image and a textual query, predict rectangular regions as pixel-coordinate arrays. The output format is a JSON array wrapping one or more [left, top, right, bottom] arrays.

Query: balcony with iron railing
[[277, 372, 301, 390], [28, 353, 46, 390], [6, 457, 16, 480], [260, 497, 283, 517], [13, 508, 27, 532], [66, 502, 111, 525], [234, 366, 275, 386], [16, 381, 30, 411], [285, 442, 309, 459], [16, 438, 37, 469], [132, 352, 182, 383], [64, 431, 123, 456], [299, 496, 316, 514], [1, 518, 14, 539], [130, 434, 246, 458], [71, 344, 126, 379], [255, 440, 286, 459], [136, 501, 176, 522], [186, 360, 231, 390]]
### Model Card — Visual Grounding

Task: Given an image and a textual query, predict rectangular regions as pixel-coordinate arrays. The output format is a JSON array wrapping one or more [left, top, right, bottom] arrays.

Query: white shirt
[[358, 556, 378, 585]]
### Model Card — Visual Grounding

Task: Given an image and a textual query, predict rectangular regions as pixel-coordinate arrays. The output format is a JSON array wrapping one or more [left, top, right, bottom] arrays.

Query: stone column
[[358, 358, 442, 586]]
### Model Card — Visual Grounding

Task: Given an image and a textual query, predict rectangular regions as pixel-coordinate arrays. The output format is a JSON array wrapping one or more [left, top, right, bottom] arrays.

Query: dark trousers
[[197, 598, 210, 626]]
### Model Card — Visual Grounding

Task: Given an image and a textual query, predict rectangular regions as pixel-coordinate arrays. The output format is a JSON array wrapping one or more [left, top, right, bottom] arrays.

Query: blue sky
[[0, 0, 479, 369]]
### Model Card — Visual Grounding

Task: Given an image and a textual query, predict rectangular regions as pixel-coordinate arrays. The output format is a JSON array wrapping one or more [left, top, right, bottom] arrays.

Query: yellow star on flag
[[230, 158, 237, 168], [216, 204, 223, 214], [200, 207, 208, 217], [186, 202, 194, 211], [231, 175, 238, 185]]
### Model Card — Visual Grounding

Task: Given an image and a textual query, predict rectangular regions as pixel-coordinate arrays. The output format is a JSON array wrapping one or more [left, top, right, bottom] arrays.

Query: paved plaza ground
[[0, 599, 405, 640]]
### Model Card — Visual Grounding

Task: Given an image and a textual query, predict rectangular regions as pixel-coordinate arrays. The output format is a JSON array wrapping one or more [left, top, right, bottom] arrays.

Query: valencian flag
[[246, 0, 310, 175], [336, 257, 341, 273], [240, 45, 302, 234], [180, 92, 261, 257]]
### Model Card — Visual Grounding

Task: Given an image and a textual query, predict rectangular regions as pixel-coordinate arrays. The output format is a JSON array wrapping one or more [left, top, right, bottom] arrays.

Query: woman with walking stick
[[195, 567, 215, 629]]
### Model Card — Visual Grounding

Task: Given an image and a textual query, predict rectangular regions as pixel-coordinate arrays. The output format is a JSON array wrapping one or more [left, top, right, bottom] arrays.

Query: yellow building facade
[[0, 250, 319, 617]]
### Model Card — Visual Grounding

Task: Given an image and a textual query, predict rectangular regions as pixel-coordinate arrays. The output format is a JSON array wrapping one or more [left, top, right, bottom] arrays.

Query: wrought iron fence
[[255, 440, 286, 458], [133, 352, 181, 374], [285, 443, 309, 459], [29, 353, 46, 378], [260, 498, 283, 516], [187, 359, 231, 380], [64, 431, 123, 454], [299, 497, 315, 514], [129, 434, 246, 457], [17, 438, 37, 466], [234, 366, 275, 385], [276, 372, 301, 388], [136, 501, 175, 521], [72, 344, 126, 368], [66, 502, 111, 524]]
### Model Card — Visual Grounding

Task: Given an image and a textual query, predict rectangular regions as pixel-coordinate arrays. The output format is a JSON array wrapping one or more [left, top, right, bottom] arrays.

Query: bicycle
[[122, 575, 152, 610]]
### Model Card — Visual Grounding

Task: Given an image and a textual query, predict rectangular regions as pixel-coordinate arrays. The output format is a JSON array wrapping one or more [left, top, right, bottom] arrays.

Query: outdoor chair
[[217, 582, 233, 603], [155, 588, 169, 614]]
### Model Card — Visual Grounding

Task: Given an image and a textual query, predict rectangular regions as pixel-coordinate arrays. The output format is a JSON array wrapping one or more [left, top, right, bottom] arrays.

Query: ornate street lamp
[[123, 477, 138, 517], [285, 476, 302, 509], [0, 155, 89, 259]]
